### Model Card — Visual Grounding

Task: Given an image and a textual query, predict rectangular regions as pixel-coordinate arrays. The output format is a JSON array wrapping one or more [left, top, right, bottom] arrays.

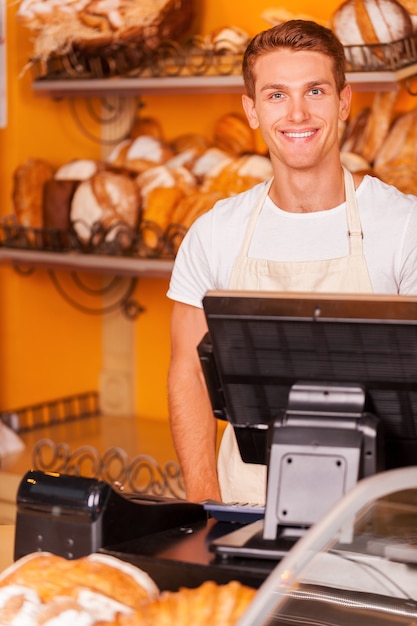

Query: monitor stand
[[211, 383, 380, 560]]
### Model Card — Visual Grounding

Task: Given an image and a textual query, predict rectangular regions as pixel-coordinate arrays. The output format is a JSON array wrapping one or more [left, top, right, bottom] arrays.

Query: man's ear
[[242, 94, 260, 129], [339, 84, 352, 122]]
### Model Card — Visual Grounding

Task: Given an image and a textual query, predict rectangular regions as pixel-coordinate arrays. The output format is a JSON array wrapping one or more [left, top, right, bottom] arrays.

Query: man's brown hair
[[242, 20, 347, 100]]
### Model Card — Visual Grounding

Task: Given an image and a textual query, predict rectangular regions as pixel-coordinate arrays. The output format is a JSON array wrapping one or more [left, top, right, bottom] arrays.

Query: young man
[[166, 20, 417, 504]]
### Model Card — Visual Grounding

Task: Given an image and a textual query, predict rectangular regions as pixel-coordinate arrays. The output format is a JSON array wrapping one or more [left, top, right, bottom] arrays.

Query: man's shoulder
[[360, 174, 417, 203]]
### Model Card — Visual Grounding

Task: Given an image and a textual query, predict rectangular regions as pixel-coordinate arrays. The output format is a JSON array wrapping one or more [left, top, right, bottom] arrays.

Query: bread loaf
[[0, 551, 255, 626], [201, 154, 273, 196], [331, 0, 413, 69], [359, 91, 398, 164], [213, 112, 257, 156], [13, 158, 55, 229], [70, 170, 140, 244], [107, 136, 174, 174], [331, 0, 413, 45]]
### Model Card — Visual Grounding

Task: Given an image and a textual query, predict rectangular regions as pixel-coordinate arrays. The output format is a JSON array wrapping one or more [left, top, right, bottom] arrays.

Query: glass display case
[[238, 466, 417, 625]]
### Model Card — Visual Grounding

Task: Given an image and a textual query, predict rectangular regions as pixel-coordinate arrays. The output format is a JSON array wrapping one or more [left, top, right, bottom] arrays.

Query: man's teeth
[[285, 131, 315, 138]]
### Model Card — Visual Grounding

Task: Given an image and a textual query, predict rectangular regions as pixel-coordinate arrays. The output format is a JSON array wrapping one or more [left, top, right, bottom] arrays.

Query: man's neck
[[269, 163, 346, 214]]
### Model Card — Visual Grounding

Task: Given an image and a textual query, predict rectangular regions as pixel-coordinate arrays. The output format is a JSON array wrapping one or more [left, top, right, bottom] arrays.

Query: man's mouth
[[283, 131, 315, 138]]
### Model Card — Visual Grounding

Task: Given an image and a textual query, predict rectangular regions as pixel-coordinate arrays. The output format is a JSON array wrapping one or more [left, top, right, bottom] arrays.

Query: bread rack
[[30, 34, 417, 98]]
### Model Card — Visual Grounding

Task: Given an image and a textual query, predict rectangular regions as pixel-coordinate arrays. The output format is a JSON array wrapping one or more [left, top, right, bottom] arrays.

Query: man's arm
[[168, 300, 222, 503]]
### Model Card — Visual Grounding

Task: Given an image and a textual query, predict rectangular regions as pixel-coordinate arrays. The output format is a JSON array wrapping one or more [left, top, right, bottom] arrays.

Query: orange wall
[[0, 0, 415, 418]]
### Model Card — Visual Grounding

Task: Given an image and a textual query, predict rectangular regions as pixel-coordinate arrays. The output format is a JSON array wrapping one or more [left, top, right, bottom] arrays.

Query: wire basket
[[0, 215, 186, 259]]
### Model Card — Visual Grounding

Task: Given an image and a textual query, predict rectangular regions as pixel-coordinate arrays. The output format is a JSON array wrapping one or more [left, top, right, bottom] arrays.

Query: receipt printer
[[14, 470, 206, 561]]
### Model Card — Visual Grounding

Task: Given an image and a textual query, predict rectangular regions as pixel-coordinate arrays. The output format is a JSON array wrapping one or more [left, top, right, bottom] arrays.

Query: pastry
[[0, 551, 159, 625], [340, 151, 372, 173], [191, 147, 233, 181], [213, 112, 257, 156], [340, 107, 371, 154], [119, 580, 257, 626], [130, 116, 165, 141], [168, 133, 211, 170], [54, 159, 103, 181], [108, 136, 174, 174], [359, 91, 398, 164], [170, 189, 224, 230], [70, 170, 140, 243], [207, 26, 251, 53], [135, 164, 196, 205], [373, 106, 417, 168], [0, 552, 255, 626], [13, 158, 55, 229], [331, 0, 413, 69], [16, 0, 194, 63], [201, 154, 273, 196]]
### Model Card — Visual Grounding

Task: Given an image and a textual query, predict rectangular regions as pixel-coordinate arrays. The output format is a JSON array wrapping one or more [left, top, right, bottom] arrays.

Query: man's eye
[[310, 88, 322, 95], [271, 92, 284, 99]]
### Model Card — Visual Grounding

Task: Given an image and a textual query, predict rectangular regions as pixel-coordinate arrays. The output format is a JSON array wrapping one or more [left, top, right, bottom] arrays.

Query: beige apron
[[218, 167, 373, 503]]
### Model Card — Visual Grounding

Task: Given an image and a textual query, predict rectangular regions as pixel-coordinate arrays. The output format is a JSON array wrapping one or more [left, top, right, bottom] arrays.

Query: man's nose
[[287, 96, 309, 122]]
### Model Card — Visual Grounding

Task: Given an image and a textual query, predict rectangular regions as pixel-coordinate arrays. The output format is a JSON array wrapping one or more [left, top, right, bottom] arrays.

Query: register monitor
[[198, 291, 417, 545]]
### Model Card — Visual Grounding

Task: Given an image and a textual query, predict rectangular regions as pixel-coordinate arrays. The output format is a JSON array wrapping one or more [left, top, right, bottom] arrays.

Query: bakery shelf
[[31, 66, 417, 98], [0, 248, 174, 278], [32, 74, 246, 98]]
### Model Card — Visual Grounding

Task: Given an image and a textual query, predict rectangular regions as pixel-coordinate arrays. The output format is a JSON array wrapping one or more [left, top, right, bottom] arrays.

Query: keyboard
[[203, 500, 265, 524]]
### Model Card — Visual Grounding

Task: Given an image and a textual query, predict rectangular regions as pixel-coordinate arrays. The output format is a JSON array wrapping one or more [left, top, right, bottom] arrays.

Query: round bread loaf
[[207, 26, 251, 53], [54, 159, 103, 181], [108, 136, 174, 174], [70, 170, 140, 244], [331, 0, 413, 52]]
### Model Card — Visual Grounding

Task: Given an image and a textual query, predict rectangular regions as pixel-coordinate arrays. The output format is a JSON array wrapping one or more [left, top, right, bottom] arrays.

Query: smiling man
[[166, 20, 417, 505]]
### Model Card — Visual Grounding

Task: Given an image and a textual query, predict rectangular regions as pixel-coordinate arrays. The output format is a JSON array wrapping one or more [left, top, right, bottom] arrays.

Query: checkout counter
[[9, 465, 417, 626]]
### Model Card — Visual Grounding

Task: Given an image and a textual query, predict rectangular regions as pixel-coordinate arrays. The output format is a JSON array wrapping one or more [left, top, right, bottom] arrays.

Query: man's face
[[242, 48, 351, 171]]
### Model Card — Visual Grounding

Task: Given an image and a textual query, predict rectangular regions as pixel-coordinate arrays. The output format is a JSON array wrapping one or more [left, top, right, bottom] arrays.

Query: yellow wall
[[0, 0, 415, 419]]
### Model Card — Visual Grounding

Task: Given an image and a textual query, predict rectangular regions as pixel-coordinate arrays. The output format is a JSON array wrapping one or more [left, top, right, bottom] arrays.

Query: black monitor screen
[[200, 291, 417, 471]]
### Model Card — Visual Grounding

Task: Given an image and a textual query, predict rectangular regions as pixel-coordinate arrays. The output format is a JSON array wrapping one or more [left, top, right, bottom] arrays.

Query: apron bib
[[218, 167, 373, 503]]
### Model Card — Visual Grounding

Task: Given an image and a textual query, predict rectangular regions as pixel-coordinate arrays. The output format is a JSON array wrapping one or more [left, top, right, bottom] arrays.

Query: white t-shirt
[[167, 175, 417, 306]]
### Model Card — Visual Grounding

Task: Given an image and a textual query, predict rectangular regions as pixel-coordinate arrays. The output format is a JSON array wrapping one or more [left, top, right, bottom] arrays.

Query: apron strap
[[237, 178, 273, 257], [343, 166, 364, 256]]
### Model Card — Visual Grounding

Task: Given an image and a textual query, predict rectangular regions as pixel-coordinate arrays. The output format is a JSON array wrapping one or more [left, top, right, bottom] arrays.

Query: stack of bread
[[340, 89, 417, 196], [16, 0, 195, 65], [0, 551, 256, 625], [10, 110, 273, 254]]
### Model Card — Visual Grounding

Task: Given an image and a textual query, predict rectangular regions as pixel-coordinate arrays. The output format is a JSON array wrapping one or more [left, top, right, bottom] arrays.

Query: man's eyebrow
[[260, 79, 333, 92]]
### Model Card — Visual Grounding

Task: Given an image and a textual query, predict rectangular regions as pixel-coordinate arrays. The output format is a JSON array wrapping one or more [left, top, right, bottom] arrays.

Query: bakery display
[[16, 0, 195, 65], [0, 551, 256, 625]]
